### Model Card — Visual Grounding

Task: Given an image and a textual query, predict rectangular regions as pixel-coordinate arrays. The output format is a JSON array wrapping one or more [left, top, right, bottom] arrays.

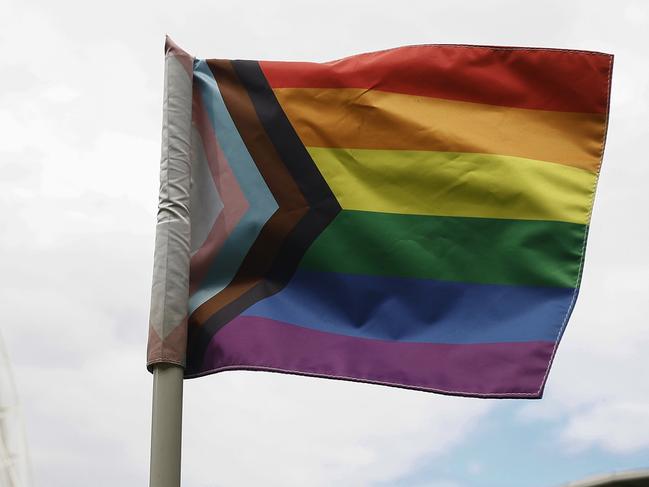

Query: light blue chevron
[[189, 60, 278, 312]]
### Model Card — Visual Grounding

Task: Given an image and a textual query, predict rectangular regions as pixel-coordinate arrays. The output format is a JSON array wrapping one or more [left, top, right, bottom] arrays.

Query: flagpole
[[149, 363, 184, 487], [148, 37, 192, 487]]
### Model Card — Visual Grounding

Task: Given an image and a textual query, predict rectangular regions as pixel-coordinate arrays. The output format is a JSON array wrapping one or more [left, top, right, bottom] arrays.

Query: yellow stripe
[[308, 147, 597, 224], [275, 88, 606, 172]]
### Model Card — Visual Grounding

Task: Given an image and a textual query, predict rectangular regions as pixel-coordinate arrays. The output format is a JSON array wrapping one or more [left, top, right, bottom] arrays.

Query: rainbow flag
[[148, 38, 613, 398]]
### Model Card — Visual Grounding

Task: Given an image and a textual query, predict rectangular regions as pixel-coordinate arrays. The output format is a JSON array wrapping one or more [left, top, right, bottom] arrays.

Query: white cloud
[[562, 402, 649, 454], [183, 374, 489, 487], [1, 0, 648, 486]]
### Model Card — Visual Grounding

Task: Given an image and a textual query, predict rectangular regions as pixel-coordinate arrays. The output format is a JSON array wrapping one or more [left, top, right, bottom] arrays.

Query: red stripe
[[260, 45, 612, 113]]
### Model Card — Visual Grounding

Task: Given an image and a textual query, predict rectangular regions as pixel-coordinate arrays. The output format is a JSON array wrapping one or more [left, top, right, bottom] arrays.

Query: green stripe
[[300, 210, 586, 288]]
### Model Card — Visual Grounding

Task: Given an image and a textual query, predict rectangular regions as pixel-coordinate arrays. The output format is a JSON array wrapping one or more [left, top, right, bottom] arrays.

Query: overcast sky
[[1, 0, 648, 486]]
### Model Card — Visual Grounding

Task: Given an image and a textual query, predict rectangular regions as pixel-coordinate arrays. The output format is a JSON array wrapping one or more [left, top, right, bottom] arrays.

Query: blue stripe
[[189, 61, 278, 312], [241, 269, 574, 344]]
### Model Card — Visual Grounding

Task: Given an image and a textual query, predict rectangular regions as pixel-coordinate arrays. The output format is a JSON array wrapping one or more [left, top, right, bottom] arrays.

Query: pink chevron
[[190, 85, 249, 293]]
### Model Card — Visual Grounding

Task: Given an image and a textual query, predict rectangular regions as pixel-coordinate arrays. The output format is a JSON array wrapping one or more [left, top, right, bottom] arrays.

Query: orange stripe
[[273, 88, 606, 172]]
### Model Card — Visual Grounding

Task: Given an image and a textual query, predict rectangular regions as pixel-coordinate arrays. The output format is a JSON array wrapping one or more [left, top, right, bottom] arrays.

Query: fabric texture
[[148, 38, 613, 398]]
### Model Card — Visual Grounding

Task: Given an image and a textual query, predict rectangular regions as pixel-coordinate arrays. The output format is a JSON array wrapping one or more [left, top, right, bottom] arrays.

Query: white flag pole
[[149, 364, 184, 487], [147, 37, 193, 487]]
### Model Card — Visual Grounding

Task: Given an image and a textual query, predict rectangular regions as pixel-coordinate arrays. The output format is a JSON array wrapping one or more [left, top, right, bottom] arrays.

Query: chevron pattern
[[186, 59, 341, 374]]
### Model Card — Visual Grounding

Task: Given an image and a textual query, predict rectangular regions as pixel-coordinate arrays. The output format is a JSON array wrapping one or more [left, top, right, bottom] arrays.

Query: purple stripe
[[191, 315, 555, 398]]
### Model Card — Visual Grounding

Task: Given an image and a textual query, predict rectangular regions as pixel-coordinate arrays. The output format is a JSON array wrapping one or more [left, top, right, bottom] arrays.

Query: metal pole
[[149, 364, 183, 487]]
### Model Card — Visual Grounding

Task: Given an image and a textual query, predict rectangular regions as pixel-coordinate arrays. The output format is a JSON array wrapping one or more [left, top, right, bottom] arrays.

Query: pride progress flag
[[148, 38, 613, 398]]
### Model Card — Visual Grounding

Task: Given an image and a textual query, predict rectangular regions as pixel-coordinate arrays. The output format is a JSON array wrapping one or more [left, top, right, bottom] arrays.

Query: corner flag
[[148, 38, 612, 398]]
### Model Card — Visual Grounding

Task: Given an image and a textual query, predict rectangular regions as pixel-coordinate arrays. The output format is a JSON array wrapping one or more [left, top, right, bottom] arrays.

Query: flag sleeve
[[147, 37, 194, 370]]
